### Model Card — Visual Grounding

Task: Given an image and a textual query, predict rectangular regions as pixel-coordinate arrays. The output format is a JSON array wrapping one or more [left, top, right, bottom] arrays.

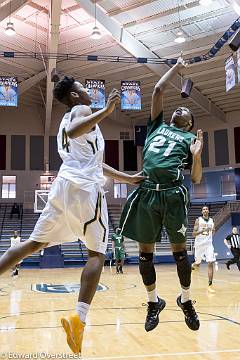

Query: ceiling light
[[199, 0, 213, 6], [175, 31, 186, 43], [4, 21, 15, 36], [90, 26, 102, 40], [175, 1, 186, 44], [175, 35, 186, 43], [90, 1, 102, 40], [4, 1, 16, 36]]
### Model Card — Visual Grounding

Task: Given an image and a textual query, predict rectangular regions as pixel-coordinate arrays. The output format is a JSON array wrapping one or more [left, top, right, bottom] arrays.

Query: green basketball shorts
[[114, 248, 125, 260], [120, 183, 189, 244]]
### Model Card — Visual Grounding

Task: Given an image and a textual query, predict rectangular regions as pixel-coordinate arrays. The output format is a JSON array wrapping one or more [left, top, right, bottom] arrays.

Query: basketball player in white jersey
[[0, 76, 144, 354], [192, 206, 216, 293]]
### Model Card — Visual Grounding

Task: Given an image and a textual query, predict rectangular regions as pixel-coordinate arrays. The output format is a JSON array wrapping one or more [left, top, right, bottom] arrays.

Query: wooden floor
[[0, 264, 239, 360]]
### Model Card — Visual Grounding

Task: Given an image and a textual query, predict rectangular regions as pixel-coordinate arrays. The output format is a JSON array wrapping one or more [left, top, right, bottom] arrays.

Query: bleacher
[[0, 201, 227, 267], [61, 241, 87, 267], [0, 204, 41, 266]]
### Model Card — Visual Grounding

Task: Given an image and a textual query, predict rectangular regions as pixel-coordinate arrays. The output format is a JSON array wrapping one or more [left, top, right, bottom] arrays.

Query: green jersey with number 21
[[143, 112, 196, 184]]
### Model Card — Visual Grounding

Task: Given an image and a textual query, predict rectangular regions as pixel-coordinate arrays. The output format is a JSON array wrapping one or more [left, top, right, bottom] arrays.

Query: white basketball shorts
[[29, 177, 108, 254], [194, 241, 216, 263]]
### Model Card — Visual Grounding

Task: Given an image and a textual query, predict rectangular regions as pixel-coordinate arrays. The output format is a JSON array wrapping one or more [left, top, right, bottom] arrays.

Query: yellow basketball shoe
[[192, 263, 199, 271], [207, 284, 215, 293], [61, 314, 85, 354]]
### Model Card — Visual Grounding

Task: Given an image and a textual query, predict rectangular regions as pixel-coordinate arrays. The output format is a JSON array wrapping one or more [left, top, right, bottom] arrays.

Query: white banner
[[225, 56, 236, 92], [237, 48, 240, 84]]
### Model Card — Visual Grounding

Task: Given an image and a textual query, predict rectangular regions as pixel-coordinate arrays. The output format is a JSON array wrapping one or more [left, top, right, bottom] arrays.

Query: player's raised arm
[[151, 56, 187, 122], [190, 129, 203, 184], [102, 163, 145, 185], [67, 89, 120, 138]]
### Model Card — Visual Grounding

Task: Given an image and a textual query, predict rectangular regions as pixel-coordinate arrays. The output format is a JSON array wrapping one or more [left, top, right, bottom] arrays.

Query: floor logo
[[31, 283, 107, 294]]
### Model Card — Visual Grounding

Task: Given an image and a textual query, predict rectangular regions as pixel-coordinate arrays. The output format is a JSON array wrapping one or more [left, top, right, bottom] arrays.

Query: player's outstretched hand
[[176, 56, 188, 69], [126, 173, 146, 185], [106, 89, 121, 113], [190, 129, 203, 157]]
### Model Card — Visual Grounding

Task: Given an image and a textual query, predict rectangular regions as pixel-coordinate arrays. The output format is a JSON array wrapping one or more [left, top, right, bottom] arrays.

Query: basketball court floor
[[0, 265, 239, 360]]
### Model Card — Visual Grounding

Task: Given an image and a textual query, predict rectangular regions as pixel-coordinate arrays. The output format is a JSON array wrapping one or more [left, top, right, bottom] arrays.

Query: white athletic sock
[[181, 288, 190, 303], [147, 288, 158, 303], [76, 302, 90, 323]]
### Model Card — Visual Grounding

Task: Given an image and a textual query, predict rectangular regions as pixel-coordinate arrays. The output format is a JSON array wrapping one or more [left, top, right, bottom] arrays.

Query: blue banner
[[85, 79, 105, 109], [0, 76, 18, 107], [121, 80, 141, 111]]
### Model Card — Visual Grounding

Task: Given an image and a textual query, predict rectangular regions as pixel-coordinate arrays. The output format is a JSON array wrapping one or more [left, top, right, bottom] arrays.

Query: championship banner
[[225, 57, 236, 92], [121, 80, 141, 110], [0, 76, 18, 107], [237, 49, 240, 84], [85, 79, 105, 109]]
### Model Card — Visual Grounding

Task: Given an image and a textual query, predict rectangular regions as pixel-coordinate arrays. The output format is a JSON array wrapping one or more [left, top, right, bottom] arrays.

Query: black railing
[[19, 205, 24, 238], [0, 204, 7, 241], [78, 240, 85, 263]]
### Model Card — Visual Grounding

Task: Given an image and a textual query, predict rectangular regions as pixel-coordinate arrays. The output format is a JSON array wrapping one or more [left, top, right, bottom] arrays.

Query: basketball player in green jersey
[[112, 227, 125, 273], [120, 56, 203, 332]]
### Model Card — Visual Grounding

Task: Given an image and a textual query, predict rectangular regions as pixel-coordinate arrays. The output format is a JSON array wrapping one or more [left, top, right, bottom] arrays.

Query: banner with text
[[0, 76, 18, 107], [85, 79, 106, 109], [121, 80, 141, 110], [225, 57, 236, 92]]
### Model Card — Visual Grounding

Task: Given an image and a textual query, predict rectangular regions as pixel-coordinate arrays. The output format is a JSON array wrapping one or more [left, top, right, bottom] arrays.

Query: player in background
[[192, 206, 216, 293], [112, 227, 125, 274]]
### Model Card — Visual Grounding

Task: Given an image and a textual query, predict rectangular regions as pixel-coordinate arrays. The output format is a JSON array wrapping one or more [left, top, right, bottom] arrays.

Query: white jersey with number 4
[[29, 105, 108, 254], [57, 105, 105, 192], [195, 217, 214, 244]]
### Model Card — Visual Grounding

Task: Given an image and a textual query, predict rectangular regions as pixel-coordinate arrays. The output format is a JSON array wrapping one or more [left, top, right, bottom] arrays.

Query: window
[[221, 174, 236, 196], [2, 176, 16, 198], [114, 181, 128, 199], [192, 177, 207, 199], [120, 132, 130, 140], [40, 175, 55, 190]]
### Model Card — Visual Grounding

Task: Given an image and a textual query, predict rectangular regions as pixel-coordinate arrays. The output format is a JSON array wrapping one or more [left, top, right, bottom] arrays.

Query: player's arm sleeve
[[146, 112, 164, 138]]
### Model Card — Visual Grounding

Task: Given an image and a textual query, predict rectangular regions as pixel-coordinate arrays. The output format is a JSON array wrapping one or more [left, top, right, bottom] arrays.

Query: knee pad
[[173, 250, 191, 288], [173, 250, 188, 263], [139, 252, 156, 286]]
